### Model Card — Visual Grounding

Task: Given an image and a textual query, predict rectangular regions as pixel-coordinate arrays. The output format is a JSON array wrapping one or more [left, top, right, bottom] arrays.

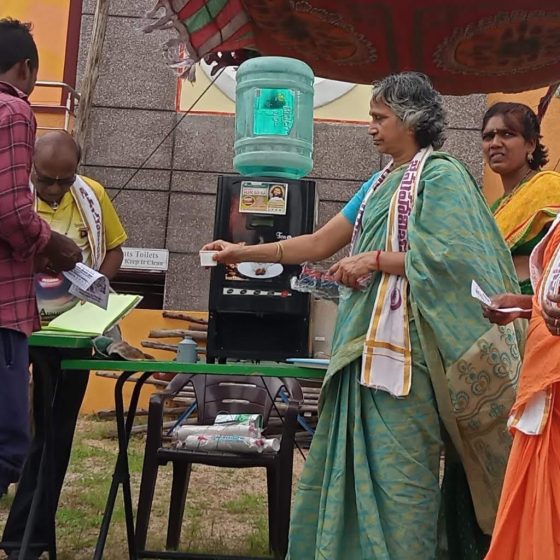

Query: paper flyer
[[470, 280, 530, 313], [63, 263, 109, 309]]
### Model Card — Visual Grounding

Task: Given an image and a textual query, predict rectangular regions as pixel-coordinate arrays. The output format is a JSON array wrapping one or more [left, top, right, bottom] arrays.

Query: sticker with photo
[[239, 181, 288, 215]]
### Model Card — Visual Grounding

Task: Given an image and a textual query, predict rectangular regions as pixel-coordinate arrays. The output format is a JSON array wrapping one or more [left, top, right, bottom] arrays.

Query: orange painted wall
[[0, 0, 76, 135], [0, 0, 71, 105], [81, 309, 208, 414], [484, 89, 560, 204]]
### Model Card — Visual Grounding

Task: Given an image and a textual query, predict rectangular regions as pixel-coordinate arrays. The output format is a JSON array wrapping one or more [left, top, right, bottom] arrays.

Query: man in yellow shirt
[[32, 132, 127, 321], [3, 131, 127, 559]]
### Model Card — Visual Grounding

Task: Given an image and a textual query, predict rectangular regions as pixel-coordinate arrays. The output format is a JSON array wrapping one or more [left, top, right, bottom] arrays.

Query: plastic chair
[[135, 373, 304, 559]]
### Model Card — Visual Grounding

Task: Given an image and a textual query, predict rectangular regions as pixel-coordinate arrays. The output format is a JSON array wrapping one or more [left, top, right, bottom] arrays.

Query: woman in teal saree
[[202, 72, 524, 560]]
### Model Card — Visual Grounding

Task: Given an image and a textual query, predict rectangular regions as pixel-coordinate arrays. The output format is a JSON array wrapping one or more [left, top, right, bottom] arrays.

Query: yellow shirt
[[37, 176, 127, 266], [35, 176, 127, 321]]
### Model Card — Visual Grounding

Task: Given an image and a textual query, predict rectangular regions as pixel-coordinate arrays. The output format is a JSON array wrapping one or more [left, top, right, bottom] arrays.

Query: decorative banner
[[145, 0, 560, 94]]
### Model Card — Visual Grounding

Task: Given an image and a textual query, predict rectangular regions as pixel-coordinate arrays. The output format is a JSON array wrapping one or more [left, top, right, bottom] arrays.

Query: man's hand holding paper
[[63, 262, 110, 309]]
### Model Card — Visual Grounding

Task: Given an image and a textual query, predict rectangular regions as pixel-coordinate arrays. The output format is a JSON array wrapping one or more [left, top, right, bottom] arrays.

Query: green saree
[[287, 154, 524, 560]]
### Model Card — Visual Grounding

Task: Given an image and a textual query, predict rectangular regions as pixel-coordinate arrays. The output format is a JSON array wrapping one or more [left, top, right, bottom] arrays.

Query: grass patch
[[0, 418, 306, 559], [224, 493, 266, 514]]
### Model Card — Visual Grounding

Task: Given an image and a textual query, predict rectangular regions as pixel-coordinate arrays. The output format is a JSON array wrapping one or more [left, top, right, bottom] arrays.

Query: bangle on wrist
[[275, 242, 284, 263], [375, 250, 382, 271]]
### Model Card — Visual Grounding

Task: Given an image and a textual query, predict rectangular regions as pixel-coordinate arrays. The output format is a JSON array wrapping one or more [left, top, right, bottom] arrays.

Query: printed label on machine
[[239, 181, 288, 215]]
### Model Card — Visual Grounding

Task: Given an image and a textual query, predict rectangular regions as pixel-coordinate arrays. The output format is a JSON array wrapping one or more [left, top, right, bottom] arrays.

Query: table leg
[[122, 371, 154, 559], [17, 453, 47, 560], [43, 358, 58, 560], [18, 351, 58, 560], [94, 370, 153, 560]]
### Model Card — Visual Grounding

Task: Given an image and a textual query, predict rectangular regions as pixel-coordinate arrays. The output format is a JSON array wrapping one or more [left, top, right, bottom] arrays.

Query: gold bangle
[[275, 241, 284, 263]]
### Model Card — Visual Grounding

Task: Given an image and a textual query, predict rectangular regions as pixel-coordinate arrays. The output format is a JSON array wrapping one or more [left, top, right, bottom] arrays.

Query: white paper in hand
[[471, 280, 493, 306], [470, 280, 530, 314], [63, 263, 109, 309]]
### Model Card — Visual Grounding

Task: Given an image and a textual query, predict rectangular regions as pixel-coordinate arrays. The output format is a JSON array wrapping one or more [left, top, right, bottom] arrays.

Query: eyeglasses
[[34, 173, 76, 188]]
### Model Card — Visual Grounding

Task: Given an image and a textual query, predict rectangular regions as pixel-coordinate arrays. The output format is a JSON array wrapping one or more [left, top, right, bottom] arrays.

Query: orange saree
[[485, 220, 560, 560]]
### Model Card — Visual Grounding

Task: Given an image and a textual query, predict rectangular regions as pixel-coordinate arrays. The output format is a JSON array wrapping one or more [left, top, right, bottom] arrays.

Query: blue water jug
[[233, 57, 314, 179]]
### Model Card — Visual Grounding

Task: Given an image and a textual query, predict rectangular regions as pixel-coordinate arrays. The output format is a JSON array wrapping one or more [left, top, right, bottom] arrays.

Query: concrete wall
[[78, 1, 487, 310]]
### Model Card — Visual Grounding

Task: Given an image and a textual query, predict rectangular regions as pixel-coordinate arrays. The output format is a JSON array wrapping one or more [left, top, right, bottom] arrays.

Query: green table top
[[29, 331, 94, 349], [61, 359, 326, 379]]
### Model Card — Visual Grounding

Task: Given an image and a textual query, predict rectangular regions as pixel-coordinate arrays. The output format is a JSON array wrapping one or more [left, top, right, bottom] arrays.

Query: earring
[[527, 152, 534, 164]]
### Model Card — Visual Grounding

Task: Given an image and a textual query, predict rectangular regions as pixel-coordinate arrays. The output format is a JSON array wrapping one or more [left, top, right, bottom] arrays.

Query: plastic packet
[[290, 263, 339, 300], [172, 413, 265, 446], [291, 263, 373, 300], [174, 423, 261, 441], [215, 413, 263, 428], [177, 434, 280, 454]]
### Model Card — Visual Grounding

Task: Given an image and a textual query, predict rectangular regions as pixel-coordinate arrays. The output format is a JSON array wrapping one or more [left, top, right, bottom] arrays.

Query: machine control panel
[[222, 287, 292, 298]]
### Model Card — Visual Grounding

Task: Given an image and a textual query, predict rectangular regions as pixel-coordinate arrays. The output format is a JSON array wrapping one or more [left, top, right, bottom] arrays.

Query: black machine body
[[207, 175, 317, 362]]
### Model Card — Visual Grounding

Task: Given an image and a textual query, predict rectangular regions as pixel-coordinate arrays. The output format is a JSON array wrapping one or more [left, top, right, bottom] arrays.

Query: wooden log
[[96, 408, 184, 419], [162, 311, 208, 325], [141, 340, 206, 355], [141, 341, 178, 352], [95, 371, 167, 385], [169, 397, 196, 405], [94, 367, 320, 418], [149, 329, 207, 341], [131, 420, 176, 434], [93, 371, 199, 398], [74, 0, 110, 158], [178, 323, 207, 332]]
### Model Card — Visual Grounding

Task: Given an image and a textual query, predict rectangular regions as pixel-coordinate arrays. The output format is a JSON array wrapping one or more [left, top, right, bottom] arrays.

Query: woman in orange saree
[[482, 214, 560, 559]]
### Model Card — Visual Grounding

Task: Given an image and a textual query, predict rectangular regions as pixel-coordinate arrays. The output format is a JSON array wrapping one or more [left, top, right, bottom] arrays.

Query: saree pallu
[[287, 154, 524, 560], [492, 171, 560, 256], [493, 171, 560, 295], [485, 221, 560, 560]]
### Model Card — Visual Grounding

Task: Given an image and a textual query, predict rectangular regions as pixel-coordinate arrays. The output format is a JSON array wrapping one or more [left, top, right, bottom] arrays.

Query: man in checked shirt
[[0, 19, 82, 498]]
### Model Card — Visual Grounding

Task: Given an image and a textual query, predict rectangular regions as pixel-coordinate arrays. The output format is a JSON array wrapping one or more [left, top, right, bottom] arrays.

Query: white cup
[[199, 250, 218, 267]]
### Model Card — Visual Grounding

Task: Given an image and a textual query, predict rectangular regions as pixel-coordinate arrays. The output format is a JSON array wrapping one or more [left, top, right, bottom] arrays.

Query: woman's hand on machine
[[201, 240, 245, 264]]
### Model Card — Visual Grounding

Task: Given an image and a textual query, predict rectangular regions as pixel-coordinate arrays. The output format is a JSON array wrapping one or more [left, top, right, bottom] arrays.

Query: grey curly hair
[[371, 72, 447, 150]]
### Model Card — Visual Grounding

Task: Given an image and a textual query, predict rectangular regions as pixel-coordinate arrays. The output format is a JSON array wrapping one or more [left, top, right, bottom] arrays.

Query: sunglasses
[[34, 173, 76, 188]]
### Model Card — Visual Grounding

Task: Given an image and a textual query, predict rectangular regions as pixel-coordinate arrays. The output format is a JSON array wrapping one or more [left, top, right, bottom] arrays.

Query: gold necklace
[[48, 204, 75, 236], [494, 169, 535, 215]]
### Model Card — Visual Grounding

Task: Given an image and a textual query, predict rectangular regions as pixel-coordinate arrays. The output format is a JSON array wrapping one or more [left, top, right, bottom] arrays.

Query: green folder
[[42, 294, 142, 336]]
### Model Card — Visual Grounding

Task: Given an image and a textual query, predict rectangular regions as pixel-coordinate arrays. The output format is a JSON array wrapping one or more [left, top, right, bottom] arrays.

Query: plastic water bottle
[[233, 57, 314, 179]]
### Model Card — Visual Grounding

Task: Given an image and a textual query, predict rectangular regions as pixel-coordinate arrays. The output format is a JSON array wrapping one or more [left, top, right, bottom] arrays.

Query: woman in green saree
[[202, 72, 523, 560]]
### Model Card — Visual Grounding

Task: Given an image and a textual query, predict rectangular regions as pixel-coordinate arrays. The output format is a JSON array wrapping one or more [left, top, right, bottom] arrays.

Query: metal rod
[[32, 82, 80, 132], [94, 370, 138, 560], [94, 370, 154, 560], [35, 80, 81, 98]]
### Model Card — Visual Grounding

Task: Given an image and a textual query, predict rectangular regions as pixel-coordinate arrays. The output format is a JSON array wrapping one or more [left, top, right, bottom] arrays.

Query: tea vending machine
[[207, 175, 317, 362]]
